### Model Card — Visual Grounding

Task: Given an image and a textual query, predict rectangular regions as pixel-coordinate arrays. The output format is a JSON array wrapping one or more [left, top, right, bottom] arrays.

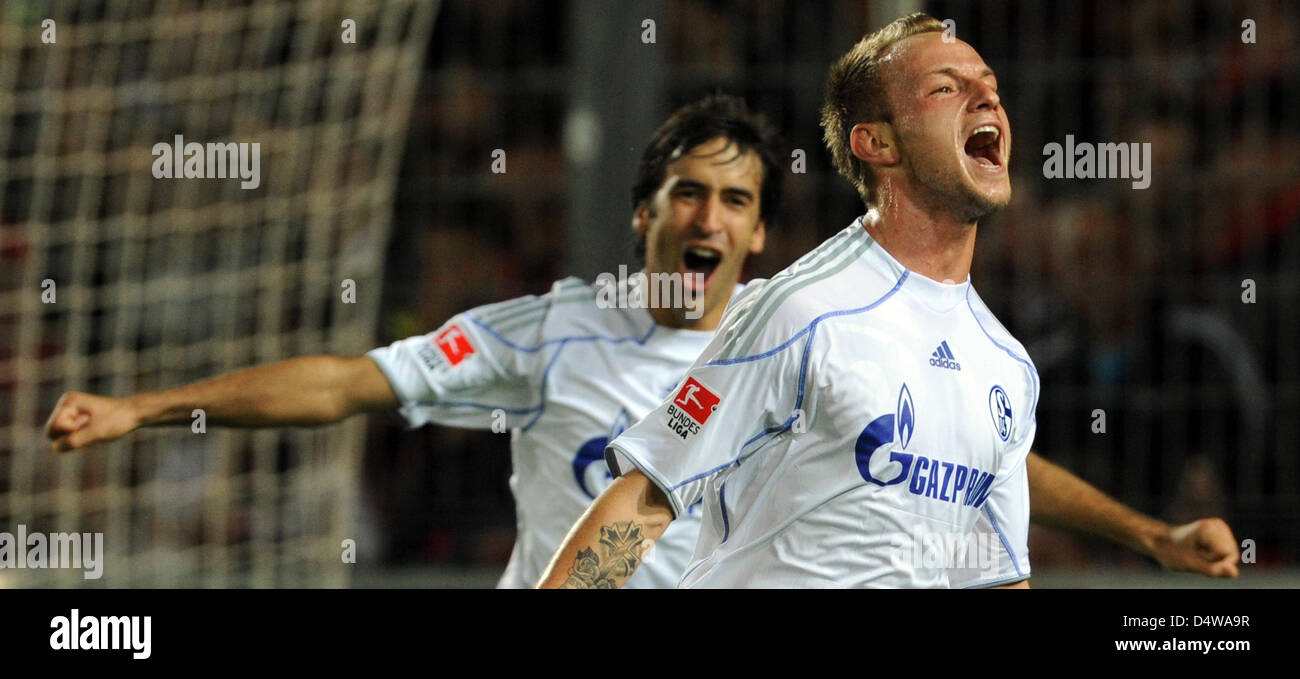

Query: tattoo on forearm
[[561, 521, 649, 589]]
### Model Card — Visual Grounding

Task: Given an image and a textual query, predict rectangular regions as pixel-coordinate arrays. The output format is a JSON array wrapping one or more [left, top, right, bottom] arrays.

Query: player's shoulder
[[965, 286, 1039, 403], [465, 276, 650, 345], [714, 222, 897, 359], [965, 287, 1035, 368]]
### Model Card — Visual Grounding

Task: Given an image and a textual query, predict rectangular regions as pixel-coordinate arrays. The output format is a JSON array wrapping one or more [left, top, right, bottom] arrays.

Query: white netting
[[0, 0, 437, 586]]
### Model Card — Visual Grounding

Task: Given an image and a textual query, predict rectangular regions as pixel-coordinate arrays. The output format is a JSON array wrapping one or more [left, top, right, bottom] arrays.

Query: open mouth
[[682, 245, 722, 289], [964, 125, 1003, 169]]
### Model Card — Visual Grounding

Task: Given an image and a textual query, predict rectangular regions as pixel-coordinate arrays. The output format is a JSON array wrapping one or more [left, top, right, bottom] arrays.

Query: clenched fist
[[45, 391, 141, 452], [1151, 518, 1241, 578]]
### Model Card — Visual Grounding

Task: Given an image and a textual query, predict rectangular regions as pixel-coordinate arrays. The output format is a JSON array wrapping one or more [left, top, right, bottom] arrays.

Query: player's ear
[[747, 219, 766, 255], [850, 121, 900, 168], [632, 202, 651, 235]]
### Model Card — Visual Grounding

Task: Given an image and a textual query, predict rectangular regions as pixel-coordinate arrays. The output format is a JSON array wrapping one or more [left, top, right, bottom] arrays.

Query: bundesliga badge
[[433, 324, 475, 366], [661, 376, 721, 442]]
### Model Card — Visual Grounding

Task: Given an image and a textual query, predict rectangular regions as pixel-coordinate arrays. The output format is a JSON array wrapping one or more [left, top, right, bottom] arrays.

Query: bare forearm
[[132, 355, 391, 428], [1027, 451, 1168, 557], [46, 355, 397, 452], [539, 471, 675, 589]]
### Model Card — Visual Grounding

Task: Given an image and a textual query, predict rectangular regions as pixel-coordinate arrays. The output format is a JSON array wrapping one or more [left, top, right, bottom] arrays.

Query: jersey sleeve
[[606, 285, 809, 518], [949, 371, 1038, 588], [949, 448, 1032, 588], [365, 283, 573, 430]]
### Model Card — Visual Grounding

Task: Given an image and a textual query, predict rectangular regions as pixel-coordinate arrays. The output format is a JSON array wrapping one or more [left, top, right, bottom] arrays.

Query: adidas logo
[[929, 341, 961, 371]]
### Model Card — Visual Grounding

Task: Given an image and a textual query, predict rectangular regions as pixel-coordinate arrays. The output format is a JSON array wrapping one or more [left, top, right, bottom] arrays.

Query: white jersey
[[608, 219, 1038, 588], [366, 277, 710, 588]]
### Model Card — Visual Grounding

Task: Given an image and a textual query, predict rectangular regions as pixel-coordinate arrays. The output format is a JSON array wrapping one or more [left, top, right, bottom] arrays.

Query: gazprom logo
[[897, 383, 915, 450], [855, 383, 997, 508], [855, 383, 916, 487]]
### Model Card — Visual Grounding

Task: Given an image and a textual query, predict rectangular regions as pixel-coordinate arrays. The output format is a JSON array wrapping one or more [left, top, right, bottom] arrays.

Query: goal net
[[0, 0, 437, 586]]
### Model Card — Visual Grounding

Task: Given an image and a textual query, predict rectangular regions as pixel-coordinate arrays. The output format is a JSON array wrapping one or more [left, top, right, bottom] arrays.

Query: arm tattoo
[[561, 521, 649, 589]]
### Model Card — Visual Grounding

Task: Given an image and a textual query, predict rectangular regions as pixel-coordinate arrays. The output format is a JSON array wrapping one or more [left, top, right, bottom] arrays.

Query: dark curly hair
[[632, 94, 784, 264]]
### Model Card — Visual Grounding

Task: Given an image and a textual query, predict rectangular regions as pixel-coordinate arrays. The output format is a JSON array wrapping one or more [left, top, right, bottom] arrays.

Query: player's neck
[[862, 188, 977, 284]]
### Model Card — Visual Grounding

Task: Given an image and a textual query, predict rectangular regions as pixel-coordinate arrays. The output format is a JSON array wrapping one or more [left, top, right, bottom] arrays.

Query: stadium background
[[1, 0, 1295, 587]]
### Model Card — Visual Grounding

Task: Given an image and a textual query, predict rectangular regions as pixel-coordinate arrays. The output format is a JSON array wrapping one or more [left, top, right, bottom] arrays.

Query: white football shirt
[[366, 277, 710, 588], [608, 219, 1039, 588]]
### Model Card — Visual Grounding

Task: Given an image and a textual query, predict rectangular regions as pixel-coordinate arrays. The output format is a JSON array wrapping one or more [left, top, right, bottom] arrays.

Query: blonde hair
[[820, 13, 946, 205]]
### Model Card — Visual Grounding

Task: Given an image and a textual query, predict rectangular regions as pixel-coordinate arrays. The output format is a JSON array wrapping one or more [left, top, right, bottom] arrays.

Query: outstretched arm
[[539, 470, 675, 589], [1027, 452, 1239, 577], [45, 355, 397, 452]]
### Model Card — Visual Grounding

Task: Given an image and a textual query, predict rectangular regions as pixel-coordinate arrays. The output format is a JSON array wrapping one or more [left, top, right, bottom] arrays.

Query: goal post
[[0, 0, 438, 586]]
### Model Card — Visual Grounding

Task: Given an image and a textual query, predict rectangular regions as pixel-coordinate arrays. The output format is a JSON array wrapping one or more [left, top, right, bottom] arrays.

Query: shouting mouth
[[964, 124, 1004, 171], [682, 245, 722, 291]]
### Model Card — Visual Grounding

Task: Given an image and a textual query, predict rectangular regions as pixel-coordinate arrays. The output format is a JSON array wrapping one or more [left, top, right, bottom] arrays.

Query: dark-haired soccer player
[[46, 94, 783, 588]]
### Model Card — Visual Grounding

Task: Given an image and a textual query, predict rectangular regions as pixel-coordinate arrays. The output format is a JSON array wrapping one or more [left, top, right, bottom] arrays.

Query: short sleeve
[[948, 455, 1031, 587], [606, 288, 809, 518], [366, 290, 560, 430], [948, 401, 1035, 588]]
